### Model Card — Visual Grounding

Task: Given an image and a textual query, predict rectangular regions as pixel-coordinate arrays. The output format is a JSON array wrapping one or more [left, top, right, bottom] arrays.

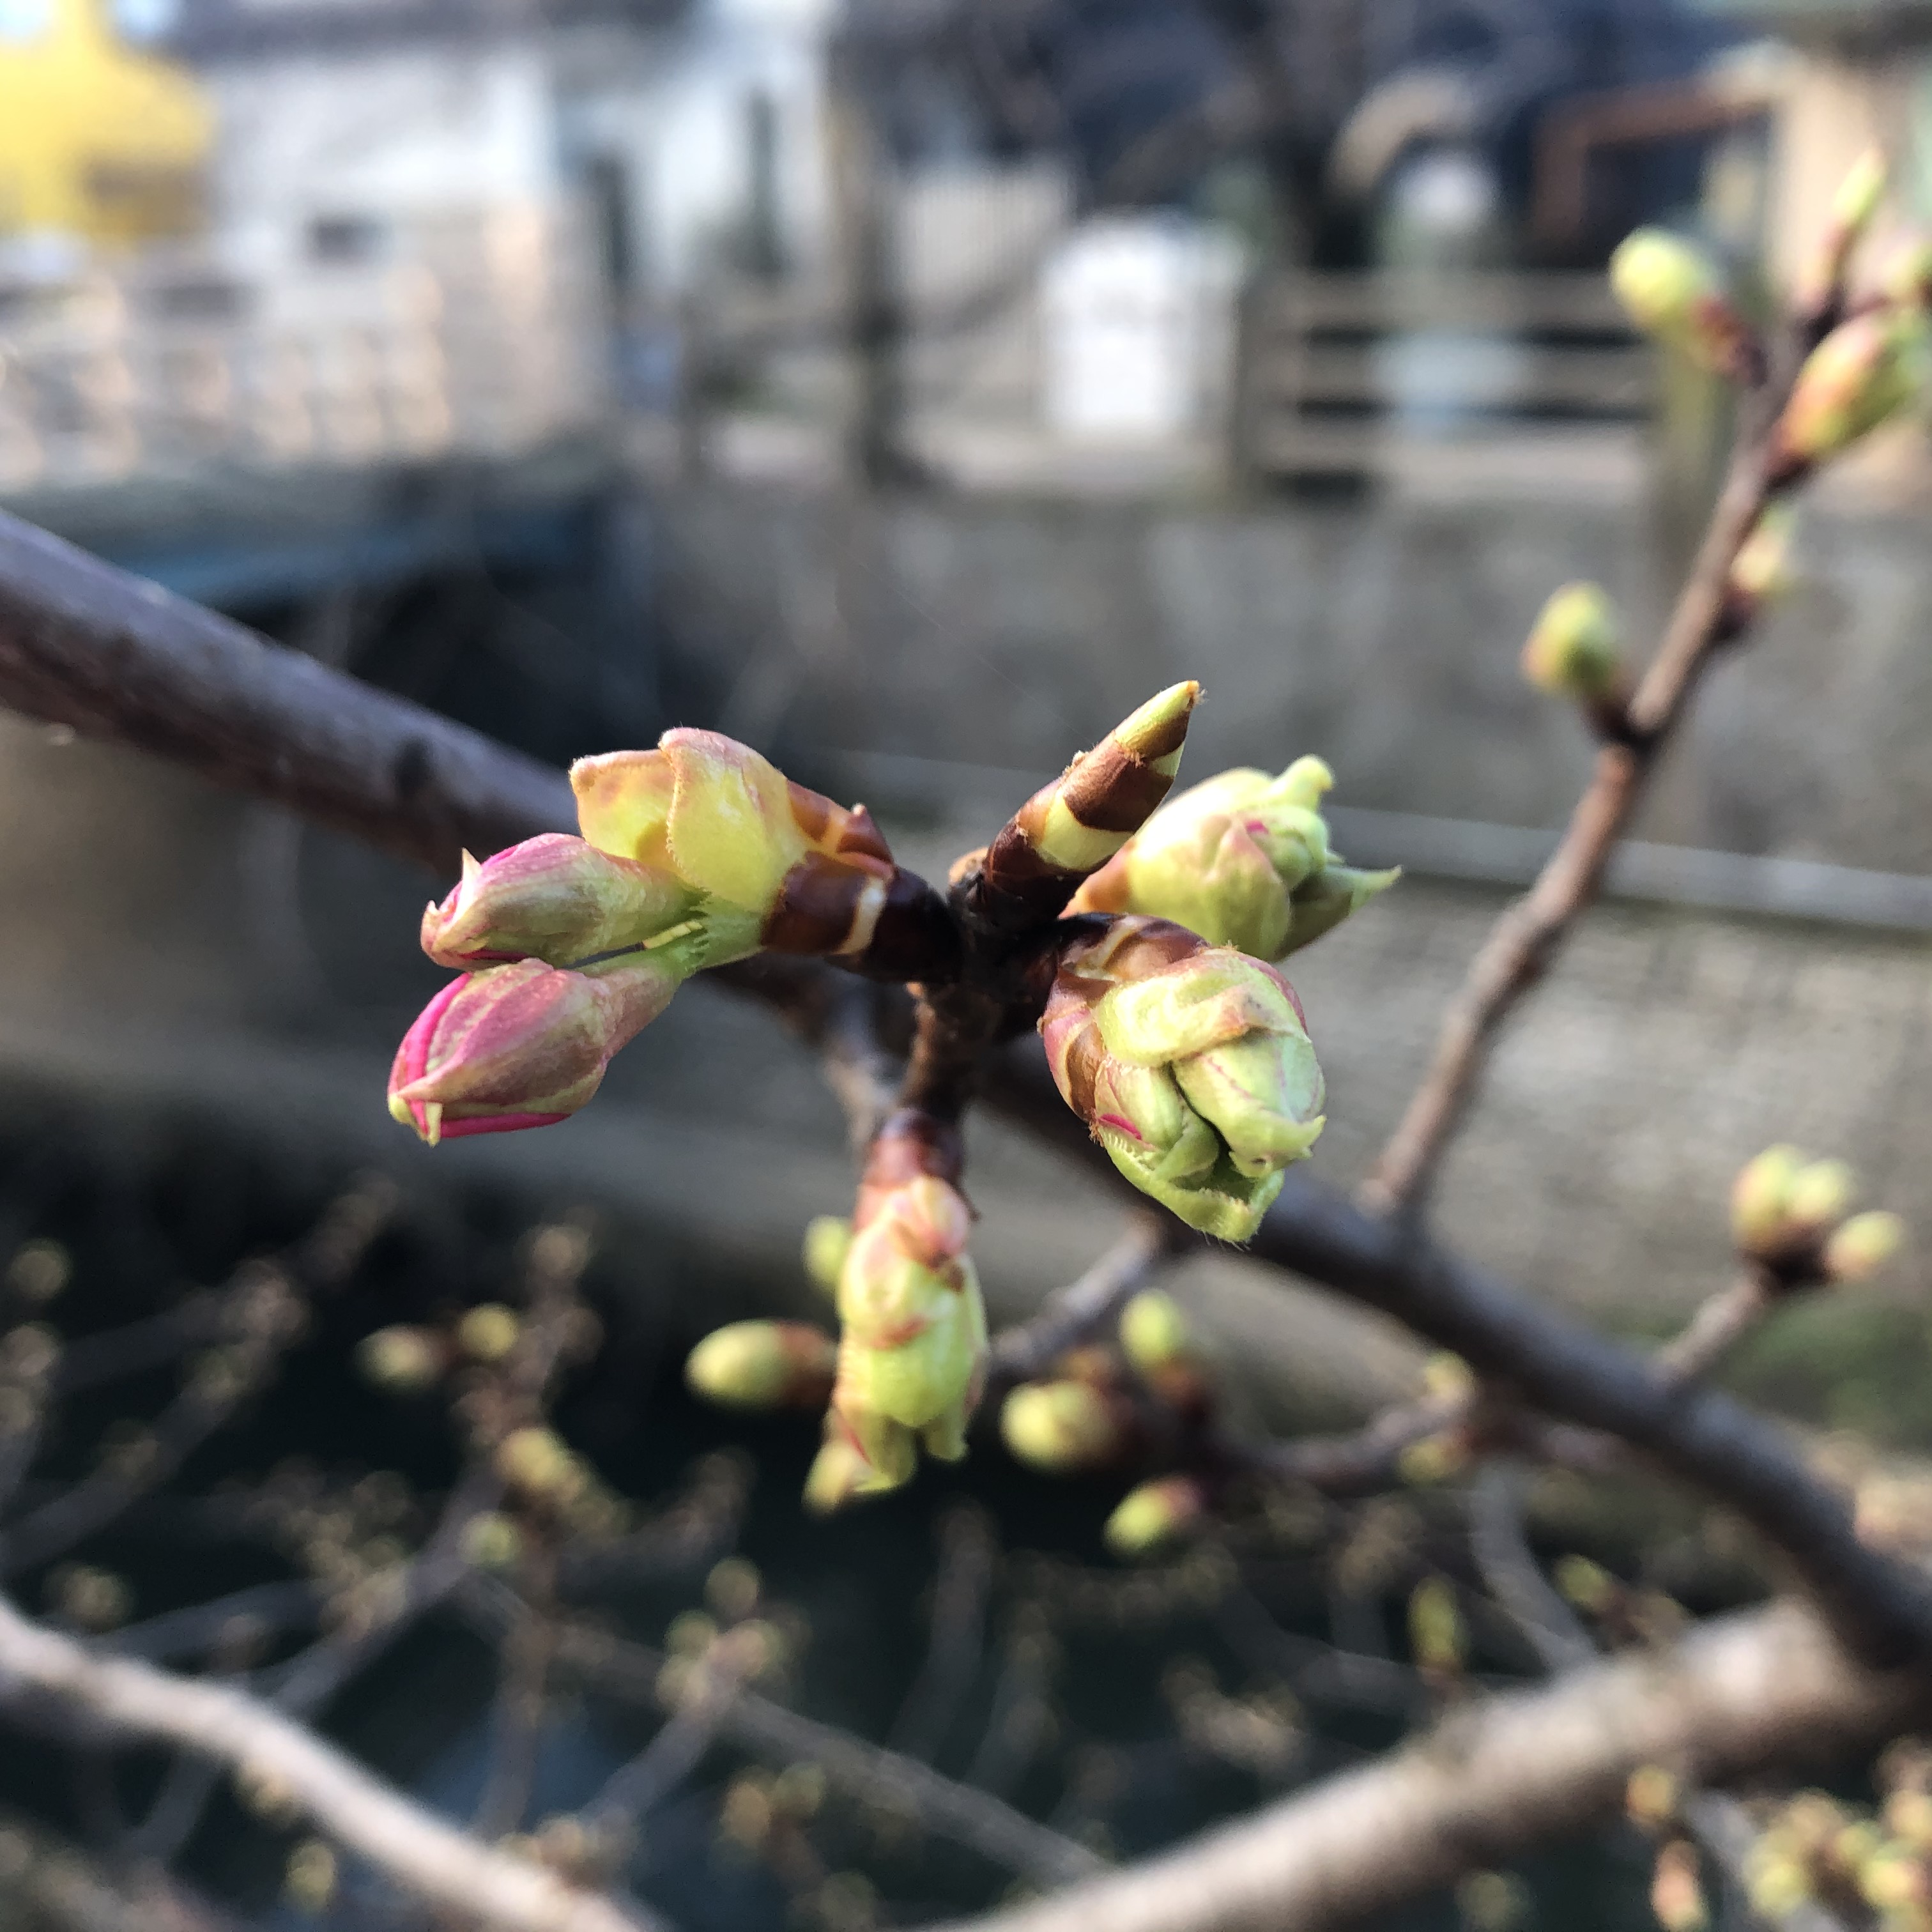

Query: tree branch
[[1359, 425, 1781, 1216], [928, 1605, 1924, 1932], [0, 1587, 661, 1932]]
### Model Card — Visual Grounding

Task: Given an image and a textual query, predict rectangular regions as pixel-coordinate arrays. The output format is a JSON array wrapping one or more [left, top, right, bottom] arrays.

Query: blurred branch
[[0, 1586, 663, 1932], [933, 1604, 1922, 1932], [463, 1578, 1107, 1888]]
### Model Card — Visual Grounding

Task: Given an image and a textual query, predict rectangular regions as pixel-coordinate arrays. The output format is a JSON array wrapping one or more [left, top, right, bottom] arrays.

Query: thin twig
[[987, 1218, 1172, 1387], [1655, 1270, 1777, 1388], [461, 1579, 1106, 1889], [1360, 418, 1782, 1217]]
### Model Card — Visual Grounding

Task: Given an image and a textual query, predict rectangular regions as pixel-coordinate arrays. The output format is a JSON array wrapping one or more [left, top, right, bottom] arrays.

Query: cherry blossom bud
[[456, 1304, 520, 1363], [1043, 919, 1325, 1241], [356, 1326, 445, 1392], [387, 955, 677, 1145], [1787, 1158, 1857, 1237], [1798, 146, 1889, 316], [1104, 1475, 1206, 1556], [1770, 307, 1929, 484], [1627, 1765, 1681, 1832], [1119, 1290, 1191, 1374], [973, 683, 1200, 929], [1729, 1144, 1805, 1257], [1723, 505, 1798, 634], [802, 1429, 874, 1517], [1882, 234, 1932, 310], [1823, 1211, 1906, 1283], [1611, 229, 1758, 379], [420, 834, 696, 970], [686, 1321, 838, 1411], [802, 1216, 851, 1296], [1652, 1840, 1709, 1932], [1521, 583, 1623, 701], [1000, 1379, 1128, 1473], [1407, 1576, 1465, 1675], [1069, 758, 1395, 961], [816, 1117, 988, 1505], [572, 730, 944, 974]]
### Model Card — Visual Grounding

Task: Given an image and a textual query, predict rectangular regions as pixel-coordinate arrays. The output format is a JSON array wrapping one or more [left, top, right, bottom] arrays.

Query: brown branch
[[1655, 1269, 1779, 1388], [1360, 430, 1781, 1216], [0, 1587, 661, 1932], [0, 514, 576, 875], [986, 1217, 1174, 1388], [931, 1604, 1925, 1932]]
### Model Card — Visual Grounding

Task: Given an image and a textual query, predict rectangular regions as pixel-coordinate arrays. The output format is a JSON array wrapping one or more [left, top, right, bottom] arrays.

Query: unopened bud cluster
[[1736, 1767, 1932, 1931], [1070, 755, 1396, 962], [1729, 1144, 1905, 1284], [390, 730, 930, 1143], [1043, 918, 1325, 1239]]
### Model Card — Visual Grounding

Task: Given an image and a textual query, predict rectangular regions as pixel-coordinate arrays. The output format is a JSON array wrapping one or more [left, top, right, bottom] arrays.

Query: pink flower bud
[[387, 956, 677, 1144], [420, 834, 695, 969]]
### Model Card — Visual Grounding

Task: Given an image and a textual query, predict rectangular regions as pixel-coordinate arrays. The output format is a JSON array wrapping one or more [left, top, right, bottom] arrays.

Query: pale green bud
[[1787, 1158, 1857, 1236], [1823, 1211, 1906, 1282], [494, 1426, 587, 1504], [1554, 1554, 1615, 1614], [1000, 1381, 1126, 1473], [1773, 308, 1930, 480], [1280, 863, 1400, 956], [802, 1215, 852, 1296], [1611, 229, 1755, 376], [1834, 146, 1889, 238], [1730, 1144, 1805, 1256], [456, 1303, 520, 1363], [1407, 1576, 1465, 1675], [1104, 1476, 1206, 1557], [1045, 924, 1326, 1242], [461, 1512, 523, 1570], [1066, 755, 1394, 962], [356, 1326, 445, 1393], [686, 1321, 838, 1410], [1725, 505, 1798, 628], [1119, 1290, 1191, 1374], [1521, 583, 1623, 701]]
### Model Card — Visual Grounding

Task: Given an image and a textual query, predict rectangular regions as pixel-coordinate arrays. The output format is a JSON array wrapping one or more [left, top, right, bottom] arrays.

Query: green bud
[[1730, 1144, 1805, 1257], [822, 1165, 988, 1503], [1407, 1576, 1465, 1675], [494, 1426, 587, 1504], [1788, 1158, 1857, 1236], [1000, 1380, 1126, 1473], [802, 1215, 852, 1296], [1119, 1290, 1191, 1374], [456, 1303, 520, 1363], [356, 1325, 445, 1393], [1045, 923, 1326, 1241], [1520, 583, 1623, 701], [461, 1512, 523, 1570], [1726, 505, 1798, 626], [1611, 229, 1754, 377], [1104, 1475, 1206, 1558], [1823, 1211, 1906, 1283], [1834, 146, 1889, 238], [802, 1429, 875, 1516], [1773, 307, 1930, 480], [1554, 1554, 1615, 1614], [1280, 862, 1400, 956], [1068, 757, 1393, 962], [686, 1320, 838, 1411]]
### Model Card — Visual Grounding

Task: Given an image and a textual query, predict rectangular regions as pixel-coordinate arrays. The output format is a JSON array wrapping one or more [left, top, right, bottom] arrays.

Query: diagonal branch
[[0, 1586, 661, 1932], [927, 1604, 1926, 1932], [1359, 422, 1781, 1217]]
